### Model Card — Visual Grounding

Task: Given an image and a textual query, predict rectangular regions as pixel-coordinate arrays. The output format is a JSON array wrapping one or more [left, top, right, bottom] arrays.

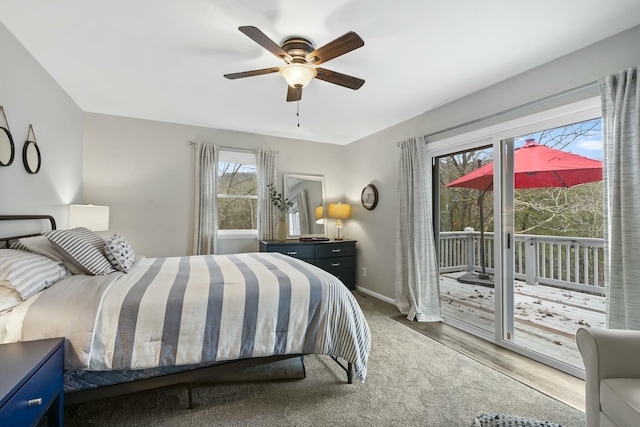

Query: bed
[[0, 215, 370, 407]]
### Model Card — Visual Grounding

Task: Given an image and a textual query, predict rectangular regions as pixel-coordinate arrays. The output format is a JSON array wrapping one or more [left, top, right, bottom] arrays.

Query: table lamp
[[327, 203, 351, 240], [69, 204, 110, 231]]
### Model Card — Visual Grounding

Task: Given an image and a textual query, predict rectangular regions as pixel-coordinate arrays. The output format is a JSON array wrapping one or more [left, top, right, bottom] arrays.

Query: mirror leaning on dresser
[[282, 174, 327, 239]]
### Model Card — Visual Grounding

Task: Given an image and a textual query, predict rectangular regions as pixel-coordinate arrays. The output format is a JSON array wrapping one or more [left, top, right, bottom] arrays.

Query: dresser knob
[[286, 251, 297, 255], [28, 398, 43, 407], [331, 262, 341, 267], [332, 248, 341, 253]]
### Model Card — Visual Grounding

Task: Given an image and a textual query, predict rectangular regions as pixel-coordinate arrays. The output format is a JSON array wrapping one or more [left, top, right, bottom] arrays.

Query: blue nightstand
[[0, 338, 64, 427]]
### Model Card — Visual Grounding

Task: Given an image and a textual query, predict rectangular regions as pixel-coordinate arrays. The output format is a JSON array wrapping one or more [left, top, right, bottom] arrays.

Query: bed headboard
[[0, 215, 57, 247]]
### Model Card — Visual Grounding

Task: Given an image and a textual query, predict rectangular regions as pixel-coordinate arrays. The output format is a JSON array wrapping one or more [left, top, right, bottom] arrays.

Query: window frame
[[217, 149, 258, 238]]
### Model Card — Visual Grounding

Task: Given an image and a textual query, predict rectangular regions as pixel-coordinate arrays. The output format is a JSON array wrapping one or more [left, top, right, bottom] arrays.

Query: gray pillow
[[17, 235, 84, 275]]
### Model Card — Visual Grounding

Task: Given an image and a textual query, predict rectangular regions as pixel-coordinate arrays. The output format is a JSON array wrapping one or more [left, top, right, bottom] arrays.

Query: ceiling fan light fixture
[[279, 63, 317, 88]]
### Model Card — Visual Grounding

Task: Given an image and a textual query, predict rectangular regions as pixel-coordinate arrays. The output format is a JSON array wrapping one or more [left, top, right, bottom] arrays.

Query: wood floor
[[439, 271, 605, 370], [393, 316, 585, 412]]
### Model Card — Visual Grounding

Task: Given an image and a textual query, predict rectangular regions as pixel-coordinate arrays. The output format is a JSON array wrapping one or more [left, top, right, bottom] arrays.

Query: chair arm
[[576, 327, 640, 427]]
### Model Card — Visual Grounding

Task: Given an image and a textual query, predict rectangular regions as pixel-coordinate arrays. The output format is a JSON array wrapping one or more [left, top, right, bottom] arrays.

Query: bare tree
[[217, 162, 258, 230], [439, 118, 603, 239]]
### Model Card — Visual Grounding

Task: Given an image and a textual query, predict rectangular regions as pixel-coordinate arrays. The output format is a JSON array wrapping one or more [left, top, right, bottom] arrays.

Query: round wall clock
[[361, 184, 379, 210]]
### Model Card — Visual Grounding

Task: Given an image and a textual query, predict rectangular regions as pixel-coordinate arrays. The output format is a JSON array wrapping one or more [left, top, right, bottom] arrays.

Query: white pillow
[[0, 285, 23, 313], [0, 249, 69, 299], [45, 227, 116, 276], [104, 233, 136, 273]]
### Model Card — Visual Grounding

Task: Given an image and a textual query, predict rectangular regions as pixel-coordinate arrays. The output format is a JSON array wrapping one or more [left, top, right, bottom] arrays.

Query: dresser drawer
[[315, 257, 355, 274], [315, 242, 355, 259], [269, 245, 315, 260], [0, 345, 63, 427]]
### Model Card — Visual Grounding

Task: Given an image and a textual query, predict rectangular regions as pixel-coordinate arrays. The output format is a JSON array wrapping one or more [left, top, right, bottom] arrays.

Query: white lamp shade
[[279, 63, 317, 88], [69, 204, 110, 231]]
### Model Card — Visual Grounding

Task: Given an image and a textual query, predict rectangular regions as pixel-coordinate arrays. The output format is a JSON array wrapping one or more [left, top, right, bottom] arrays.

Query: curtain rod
[[187, 141, 256, 153], [396, 80, 599, 146]]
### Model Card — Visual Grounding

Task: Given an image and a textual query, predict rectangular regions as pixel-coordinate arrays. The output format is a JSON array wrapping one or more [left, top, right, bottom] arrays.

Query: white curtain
[[257, 150, 278, 241], [395, 136, 442, 322], [297, 189, 310, 234], [600, 66, 640, 330], [192, 142, 219, 255]]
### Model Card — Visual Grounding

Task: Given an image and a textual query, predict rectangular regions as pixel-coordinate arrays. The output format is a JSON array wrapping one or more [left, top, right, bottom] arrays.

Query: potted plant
[[268, 183, 293, 241]]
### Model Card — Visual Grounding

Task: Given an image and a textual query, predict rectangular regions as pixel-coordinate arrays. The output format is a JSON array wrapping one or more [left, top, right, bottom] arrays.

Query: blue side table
[[0, 338, 64, 427]]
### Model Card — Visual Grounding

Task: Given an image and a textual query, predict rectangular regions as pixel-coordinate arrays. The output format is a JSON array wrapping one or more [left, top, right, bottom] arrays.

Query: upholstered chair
[[576, 327, 640, 427]]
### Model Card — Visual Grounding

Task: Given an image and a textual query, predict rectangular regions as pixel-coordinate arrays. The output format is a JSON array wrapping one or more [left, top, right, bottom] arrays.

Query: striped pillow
[[0, 249, 70, 299], [9, 240, 29, 251], [45, 227, 116, 276]]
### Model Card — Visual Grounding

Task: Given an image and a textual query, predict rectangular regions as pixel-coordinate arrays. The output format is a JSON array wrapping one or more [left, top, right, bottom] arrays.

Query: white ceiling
[[1, 1, 640, 145]]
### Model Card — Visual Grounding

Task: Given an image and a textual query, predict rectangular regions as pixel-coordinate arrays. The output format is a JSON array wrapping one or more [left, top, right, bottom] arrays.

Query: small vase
[[276, 212, 287, 242]]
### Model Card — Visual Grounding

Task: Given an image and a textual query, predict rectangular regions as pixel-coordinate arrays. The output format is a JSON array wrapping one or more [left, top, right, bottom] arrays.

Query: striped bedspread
[[21, 252, 371, 381]]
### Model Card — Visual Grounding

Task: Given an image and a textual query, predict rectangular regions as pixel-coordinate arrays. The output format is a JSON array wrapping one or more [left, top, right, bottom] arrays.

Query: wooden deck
[[439, 272, 606, 370]]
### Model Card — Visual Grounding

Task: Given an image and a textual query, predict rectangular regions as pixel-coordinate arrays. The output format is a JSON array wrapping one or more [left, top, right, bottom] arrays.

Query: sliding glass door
[[430, 99, 604, 375], [436, 141, 496, 338], [499, 119, 604, 371]]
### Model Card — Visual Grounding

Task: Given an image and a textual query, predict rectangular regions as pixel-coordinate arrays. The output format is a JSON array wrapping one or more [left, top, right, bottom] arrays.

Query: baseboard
[[356, 286, 395, 304]]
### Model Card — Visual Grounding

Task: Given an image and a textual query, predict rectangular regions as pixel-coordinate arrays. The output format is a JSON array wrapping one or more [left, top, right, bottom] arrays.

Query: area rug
[[472, 413, 562, 426]]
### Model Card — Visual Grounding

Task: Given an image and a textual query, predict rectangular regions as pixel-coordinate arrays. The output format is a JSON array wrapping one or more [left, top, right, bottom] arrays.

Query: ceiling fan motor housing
[[280, 37, 315, 63]]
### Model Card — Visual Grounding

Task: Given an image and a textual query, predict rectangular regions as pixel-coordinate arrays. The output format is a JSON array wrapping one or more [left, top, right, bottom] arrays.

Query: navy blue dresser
[[260, 239, 357, 290]]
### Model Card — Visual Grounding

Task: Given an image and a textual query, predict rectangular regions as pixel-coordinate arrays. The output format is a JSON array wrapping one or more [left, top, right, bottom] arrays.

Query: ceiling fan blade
[[306, 32, 364, 65], [224, 67, 280, 79], [286, 85, 302, 102], [238, 26, 292, 62], [315, 68, 365, 90]]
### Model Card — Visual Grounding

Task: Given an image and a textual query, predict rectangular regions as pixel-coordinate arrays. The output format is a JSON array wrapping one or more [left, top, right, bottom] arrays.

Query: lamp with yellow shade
[[327, 203, 351, 240]]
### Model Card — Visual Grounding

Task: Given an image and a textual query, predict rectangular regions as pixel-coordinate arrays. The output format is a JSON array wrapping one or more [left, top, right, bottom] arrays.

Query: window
[[217, 150, 257, 233]]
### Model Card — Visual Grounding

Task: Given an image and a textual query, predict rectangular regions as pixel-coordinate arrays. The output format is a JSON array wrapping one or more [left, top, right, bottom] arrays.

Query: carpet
[[472, 413, 562, 426], [59, 293, 585, 426]]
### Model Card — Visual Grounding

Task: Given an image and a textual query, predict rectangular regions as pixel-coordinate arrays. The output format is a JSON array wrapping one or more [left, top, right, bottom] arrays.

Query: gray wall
[[4, 15, 640, 305], [344, 24, 640, 301], [82, 113, 347, 257], [0, 22, 83, 235]]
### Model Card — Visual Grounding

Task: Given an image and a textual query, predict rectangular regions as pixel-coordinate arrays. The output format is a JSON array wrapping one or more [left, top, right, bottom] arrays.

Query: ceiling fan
[[224, 26, 365, 102]]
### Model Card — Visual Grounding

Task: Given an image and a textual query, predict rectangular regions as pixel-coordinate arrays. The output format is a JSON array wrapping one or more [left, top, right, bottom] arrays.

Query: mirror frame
[[283, 173, 327, 238], [0, 127, 15, 167], [22, 140, 41, 174]]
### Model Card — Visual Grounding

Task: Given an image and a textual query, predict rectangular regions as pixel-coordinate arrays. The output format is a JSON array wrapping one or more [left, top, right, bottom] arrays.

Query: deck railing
[[438, 230, 605, 295]]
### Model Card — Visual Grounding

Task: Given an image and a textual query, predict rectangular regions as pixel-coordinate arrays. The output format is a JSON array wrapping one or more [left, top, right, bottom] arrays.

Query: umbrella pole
[[478, 191, 491, 280], [456, 189, 493, 287]]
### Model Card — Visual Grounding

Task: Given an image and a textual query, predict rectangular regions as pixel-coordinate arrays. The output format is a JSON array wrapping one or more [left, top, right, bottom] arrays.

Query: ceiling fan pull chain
[[297, 100, 300, 127]]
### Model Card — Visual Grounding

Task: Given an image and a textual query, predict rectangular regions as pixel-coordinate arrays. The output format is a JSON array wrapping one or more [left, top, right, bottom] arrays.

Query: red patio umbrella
[[447, 139, 602, 191], [445, 139, 603, 285]]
